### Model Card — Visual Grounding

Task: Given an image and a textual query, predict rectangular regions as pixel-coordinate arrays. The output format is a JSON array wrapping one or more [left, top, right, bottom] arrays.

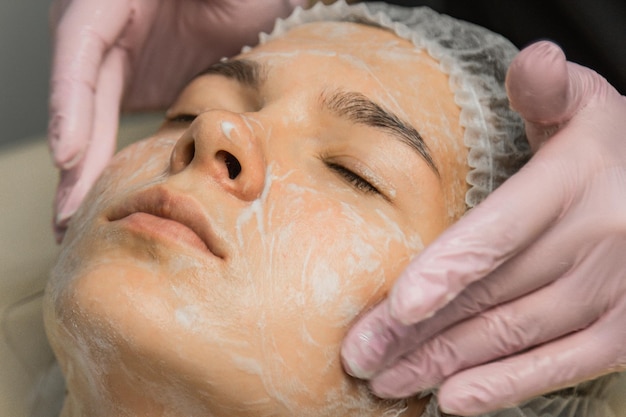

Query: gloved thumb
[[505, 40, 605, 151]]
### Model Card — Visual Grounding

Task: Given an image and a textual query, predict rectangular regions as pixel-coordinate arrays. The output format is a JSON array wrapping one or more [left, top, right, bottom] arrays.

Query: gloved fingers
[[345, 107, 617, 382], [54, 47, 125, 240], [436, 299, 626, 415], [48, 0, 131, 169], [506, 40, 620, 152], [341, 246, 549, 379], [368, 269, 603, 399], [342, 300, 415, 379], [386, 150, 568, 327], [342, 198, 588, 381]]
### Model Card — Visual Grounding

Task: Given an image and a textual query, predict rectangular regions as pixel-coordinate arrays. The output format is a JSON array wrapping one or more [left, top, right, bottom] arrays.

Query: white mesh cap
[[257, 0, 531, 208], [420, 373, 621, 417]]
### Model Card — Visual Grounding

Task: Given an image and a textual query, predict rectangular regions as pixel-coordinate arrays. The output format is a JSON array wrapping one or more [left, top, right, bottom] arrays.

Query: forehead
[[249, 22, 439, 69], [239, 21, 456, 121], [246, 21, 439, 80], [239, 21, 462, 161], [261, 21, 410, 50]]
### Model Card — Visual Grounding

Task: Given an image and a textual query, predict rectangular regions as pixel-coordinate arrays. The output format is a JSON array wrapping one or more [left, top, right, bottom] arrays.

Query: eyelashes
[[325, 162, 381, 196], [165, 114, 384, 199], [168, 114, 198, 123]]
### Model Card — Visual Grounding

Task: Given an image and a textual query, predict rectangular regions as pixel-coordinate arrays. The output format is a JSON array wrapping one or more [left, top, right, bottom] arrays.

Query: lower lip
[[117, 212, 210, 253]]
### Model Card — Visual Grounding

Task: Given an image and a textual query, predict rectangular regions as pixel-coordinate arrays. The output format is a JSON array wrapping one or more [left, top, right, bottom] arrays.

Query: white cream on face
[[215, 164, 417, 415], [235, 164, 274, 246], [45, 21, 466, 417], [221, 120, 236, 140], [47, 136, 423, 417]]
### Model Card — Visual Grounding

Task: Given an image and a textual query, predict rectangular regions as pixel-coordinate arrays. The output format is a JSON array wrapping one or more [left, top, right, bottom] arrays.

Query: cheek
[[48, 160, 422, 413], [47, 254, 268, 409], [99, 136, 176, 192], [50, 260, 186, 370], [232, 180, 417, 353], [224, 185, 418, 409]]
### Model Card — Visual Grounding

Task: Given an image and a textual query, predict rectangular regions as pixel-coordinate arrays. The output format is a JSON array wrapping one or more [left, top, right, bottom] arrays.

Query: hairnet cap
[[257, 0, 531, 208]]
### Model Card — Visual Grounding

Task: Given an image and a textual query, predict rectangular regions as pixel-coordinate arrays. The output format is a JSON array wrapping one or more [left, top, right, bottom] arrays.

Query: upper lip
[[107, 185, 226, 259]]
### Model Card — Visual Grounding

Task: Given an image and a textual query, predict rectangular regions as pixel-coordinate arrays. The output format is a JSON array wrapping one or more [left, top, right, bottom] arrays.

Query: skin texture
[[44, 22, 469, 417]]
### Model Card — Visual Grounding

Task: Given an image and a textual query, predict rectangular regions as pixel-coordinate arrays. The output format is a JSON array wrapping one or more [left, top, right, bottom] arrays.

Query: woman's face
[[45, 22, 467, 416]]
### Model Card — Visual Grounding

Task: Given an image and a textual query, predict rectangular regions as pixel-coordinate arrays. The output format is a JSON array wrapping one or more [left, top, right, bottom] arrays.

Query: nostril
[[216, 150, 242, 180], [181, 140, 195, 166], [170, 136, 195, 174]]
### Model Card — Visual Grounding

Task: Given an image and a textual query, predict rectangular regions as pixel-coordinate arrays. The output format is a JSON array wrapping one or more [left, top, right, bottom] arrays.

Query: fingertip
[[51, 145, 85, 170], [439, 368, 524, 416], [369, 363, 430, 400], [506, 40, 570, 125], [340, 327, 373, 378], [341, 347, 376, 380], [54, 168, 85, 232], [55, 203, 77, 230], [53, 178, 73, 244], [340, 305, 391, 379], [54, 193, 78, 231], [438, 379, 494, 416], [53, 217, 68, 244], [369, 368, 406, 399], [369, 373, 404, 399]]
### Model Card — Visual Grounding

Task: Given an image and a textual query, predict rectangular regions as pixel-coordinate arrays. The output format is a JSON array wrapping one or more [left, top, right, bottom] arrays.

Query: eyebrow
[[198, 60, 439, 176], [321, 90, 439, 176], [198, 59, 264, 88]]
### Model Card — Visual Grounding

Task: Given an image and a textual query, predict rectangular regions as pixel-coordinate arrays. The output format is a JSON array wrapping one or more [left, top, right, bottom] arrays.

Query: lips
[[107, 185, 225, 259]]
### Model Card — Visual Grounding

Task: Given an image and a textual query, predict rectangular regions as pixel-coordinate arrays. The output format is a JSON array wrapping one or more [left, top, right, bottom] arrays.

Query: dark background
[[0, 2, 51, 148], [372, 0, 626, 94]]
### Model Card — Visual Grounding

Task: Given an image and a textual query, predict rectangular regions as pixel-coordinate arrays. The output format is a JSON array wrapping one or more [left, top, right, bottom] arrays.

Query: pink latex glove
[[341, 41, 626, 415], [48, 0, 306, 241]]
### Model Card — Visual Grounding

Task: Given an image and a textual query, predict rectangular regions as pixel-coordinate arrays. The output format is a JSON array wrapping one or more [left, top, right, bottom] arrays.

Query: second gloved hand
[[49, 0, 305, 241], [341, 41, 626, 415]]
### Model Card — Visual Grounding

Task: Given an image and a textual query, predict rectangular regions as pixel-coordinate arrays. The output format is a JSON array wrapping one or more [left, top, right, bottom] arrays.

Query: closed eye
[[167, 114, 198, 123], [326, 162, 381, 196]]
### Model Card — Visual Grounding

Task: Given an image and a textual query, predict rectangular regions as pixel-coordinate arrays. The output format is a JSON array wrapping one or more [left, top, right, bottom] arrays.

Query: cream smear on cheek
[[233, 115, 278, 246], [49, 44, 439, 411], [46, 136, 223, 416], [47, 136, 178, 300], [229, 176, 419, 416], [203, 118, 422, 415]]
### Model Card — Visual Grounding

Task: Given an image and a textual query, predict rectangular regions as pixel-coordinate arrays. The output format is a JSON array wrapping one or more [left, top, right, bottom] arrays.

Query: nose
[[169, 111, 266, 201]]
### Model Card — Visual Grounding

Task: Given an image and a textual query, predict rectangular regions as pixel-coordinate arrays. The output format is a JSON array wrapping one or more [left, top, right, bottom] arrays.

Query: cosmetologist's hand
[[341, 41, 626, 416], [48, 0, 305, 241]]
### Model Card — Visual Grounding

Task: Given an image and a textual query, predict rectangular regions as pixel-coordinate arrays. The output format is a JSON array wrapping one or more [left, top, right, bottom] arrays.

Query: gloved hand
[[341, 41, 626, 416], [48, 0, 305, 241]]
